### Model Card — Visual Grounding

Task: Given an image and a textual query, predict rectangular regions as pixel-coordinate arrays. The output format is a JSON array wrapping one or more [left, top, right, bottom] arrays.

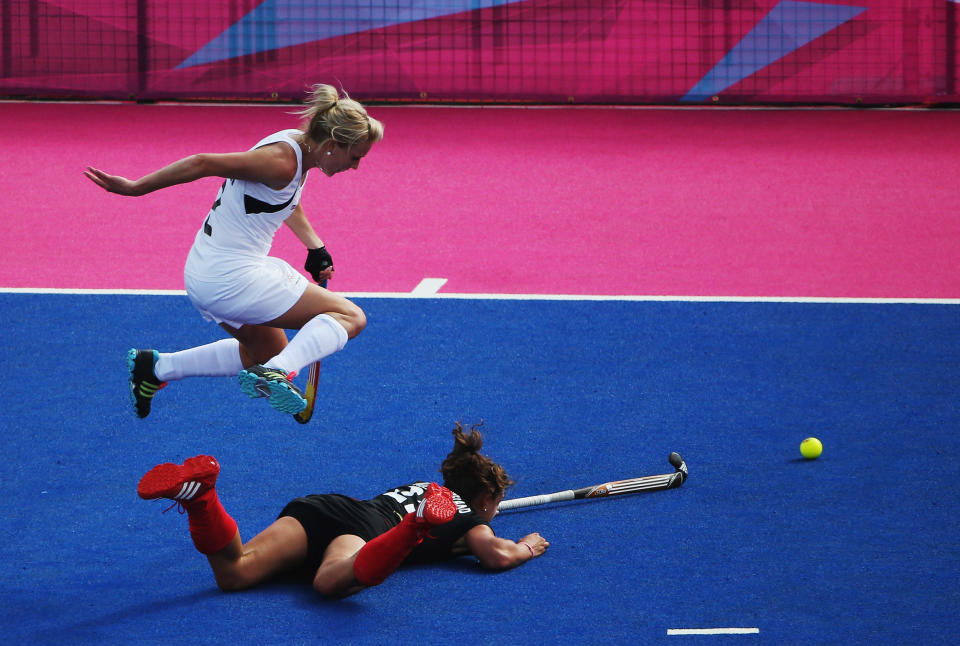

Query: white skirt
[[184, 244, 308, 329]]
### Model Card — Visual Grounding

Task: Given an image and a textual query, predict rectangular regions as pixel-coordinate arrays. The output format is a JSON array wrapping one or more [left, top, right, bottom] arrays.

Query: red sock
[[352, 514, 423, 586], [183, 488, 238, 555]]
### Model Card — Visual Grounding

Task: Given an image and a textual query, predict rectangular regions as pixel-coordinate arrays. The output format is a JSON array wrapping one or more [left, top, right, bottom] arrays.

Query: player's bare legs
[[312, 484, 458, 598], [235, 284, 365, 414], [208, 517, 310, 591], [129, 285, 367, 418], [266, 283, 366, 337], [219, 324, 289, 366], [312, 535, 368, 598]]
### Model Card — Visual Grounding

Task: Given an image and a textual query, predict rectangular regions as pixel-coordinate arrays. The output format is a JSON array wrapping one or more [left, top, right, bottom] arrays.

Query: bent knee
[[339, 304, 366, 339], [313, 576, 353, 599], [312, 578, 337, 598], [214, 569, 255, 592]]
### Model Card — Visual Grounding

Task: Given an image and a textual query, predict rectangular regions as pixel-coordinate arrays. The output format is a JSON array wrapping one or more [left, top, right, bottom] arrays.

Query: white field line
[[410, 278, 448, 295], [668, 627, 760, 635], [1, 285, 957, 305]]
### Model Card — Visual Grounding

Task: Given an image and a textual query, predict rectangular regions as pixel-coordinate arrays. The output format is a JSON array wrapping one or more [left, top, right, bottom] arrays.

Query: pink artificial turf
[[2, 102, 957, 298]]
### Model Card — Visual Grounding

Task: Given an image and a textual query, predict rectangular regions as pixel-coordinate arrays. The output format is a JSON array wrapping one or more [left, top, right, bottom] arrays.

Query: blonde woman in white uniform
[[85, 85, 384, 418]]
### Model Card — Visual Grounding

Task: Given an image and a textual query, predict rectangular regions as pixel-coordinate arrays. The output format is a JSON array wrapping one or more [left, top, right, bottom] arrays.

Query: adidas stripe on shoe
[[138, 455, 221, 502], [127, 348, 167, 419]]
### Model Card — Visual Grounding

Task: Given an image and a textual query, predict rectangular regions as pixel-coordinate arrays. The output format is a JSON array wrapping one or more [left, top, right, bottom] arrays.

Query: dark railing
[[0, 0, 957, 105]]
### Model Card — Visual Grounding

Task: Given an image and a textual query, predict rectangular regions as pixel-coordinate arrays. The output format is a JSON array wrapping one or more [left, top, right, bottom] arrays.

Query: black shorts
[[279, 494, 393, 578]]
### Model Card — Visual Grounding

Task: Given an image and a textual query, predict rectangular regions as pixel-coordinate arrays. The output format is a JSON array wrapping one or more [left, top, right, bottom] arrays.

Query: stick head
[[668, 452, 688, 486]]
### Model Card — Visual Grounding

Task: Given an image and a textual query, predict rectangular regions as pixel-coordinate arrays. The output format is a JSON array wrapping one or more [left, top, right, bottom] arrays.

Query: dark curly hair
[[440, 421, 514, 504]]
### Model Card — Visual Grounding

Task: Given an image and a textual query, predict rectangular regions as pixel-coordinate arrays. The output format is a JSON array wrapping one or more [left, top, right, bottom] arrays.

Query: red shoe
[[415, 483, 457, 526], [138, 455, 221, 503]]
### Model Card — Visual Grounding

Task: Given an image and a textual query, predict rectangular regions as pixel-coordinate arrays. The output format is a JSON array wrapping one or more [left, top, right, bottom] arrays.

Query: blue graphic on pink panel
[[682, 1, 867, 102], [177, 0, 527, 69]]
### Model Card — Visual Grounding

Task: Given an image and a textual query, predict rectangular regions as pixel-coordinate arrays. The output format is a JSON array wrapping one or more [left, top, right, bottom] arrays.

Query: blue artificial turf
[[1, 294, 957, 644]]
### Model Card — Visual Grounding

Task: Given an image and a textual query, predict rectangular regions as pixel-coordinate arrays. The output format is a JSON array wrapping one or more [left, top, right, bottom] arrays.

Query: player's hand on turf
[[519, 533, 549, 557], [305, 246, 334, 284], [84, 167, 139, 196]]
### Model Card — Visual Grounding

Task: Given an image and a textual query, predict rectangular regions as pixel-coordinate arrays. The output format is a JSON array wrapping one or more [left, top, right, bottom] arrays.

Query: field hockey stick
[[498, 452, 687, 511], [293, 279, 326, 424], [292, 360, 321, 424]]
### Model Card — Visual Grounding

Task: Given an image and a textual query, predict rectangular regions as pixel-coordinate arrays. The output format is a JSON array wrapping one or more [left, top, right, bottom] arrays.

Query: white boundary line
[[0, 286, 957, 304], [668, 627, 760, 635], [0, 287, 188, 296]]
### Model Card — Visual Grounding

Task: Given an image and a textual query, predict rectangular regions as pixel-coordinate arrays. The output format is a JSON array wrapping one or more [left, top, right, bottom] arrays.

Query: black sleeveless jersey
[[279, 481, 490, 577], [366, 481, 489, 563]]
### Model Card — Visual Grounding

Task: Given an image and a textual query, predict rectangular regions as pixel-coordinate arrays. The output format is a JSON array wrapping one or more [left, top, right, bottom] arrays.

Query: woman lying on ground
[[137, 422, 549, 597]]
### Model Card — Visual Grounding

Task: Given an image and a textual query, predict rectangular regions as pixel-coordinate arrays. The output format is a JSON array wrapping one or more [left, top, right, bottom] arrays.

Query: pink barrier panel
[[0, 0, 957, 105]]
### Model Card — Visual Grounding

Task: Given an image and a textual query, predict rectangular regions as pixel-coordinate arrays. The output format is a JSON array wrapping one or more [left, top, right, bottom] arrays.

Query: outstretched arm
[[465, 524, 549, 570], [85, 144, 299, 197]]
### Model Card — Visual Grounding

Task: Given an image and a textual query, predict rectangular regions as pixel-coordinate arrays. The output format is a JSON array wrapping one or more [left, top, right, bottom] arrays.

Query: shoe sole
[[138, 456, 220, 500], [127, 348, 152, 419], [238, 370, 268, 399], [418, 486, 458, 525], [238, 370, 307, 414]]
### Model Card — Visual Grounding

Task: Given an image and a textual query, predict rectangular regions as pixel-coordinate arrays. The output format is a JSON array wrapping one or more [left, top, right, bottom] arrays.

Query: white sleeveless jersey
[[193, 129, 308, 257]]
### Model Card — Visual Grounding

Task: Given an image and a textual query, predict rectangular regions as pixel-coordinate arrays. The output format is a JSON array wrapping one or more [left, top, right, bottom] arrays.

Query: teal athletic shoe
[[127, 349, 167, 418], [238, 364, 307, 414]]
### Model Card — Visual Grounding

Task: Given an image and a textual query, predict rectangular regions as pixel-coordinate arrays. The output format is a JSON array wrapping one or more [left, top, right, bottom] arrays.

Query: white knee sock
[[154, 338, 244, 381], [265, 314, 348, 376]]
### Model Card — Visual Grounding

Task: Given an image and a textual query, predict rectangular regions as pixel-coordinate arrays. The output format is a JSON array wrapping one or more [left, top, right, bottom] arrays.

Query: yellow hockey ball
[[800, 437, 823, 459]]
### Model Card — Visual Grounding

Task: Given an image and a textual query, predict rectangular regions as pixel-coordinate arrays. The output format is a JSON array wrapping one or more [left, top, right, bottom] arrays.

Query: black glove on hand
[[305, 246, 333, 283]]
